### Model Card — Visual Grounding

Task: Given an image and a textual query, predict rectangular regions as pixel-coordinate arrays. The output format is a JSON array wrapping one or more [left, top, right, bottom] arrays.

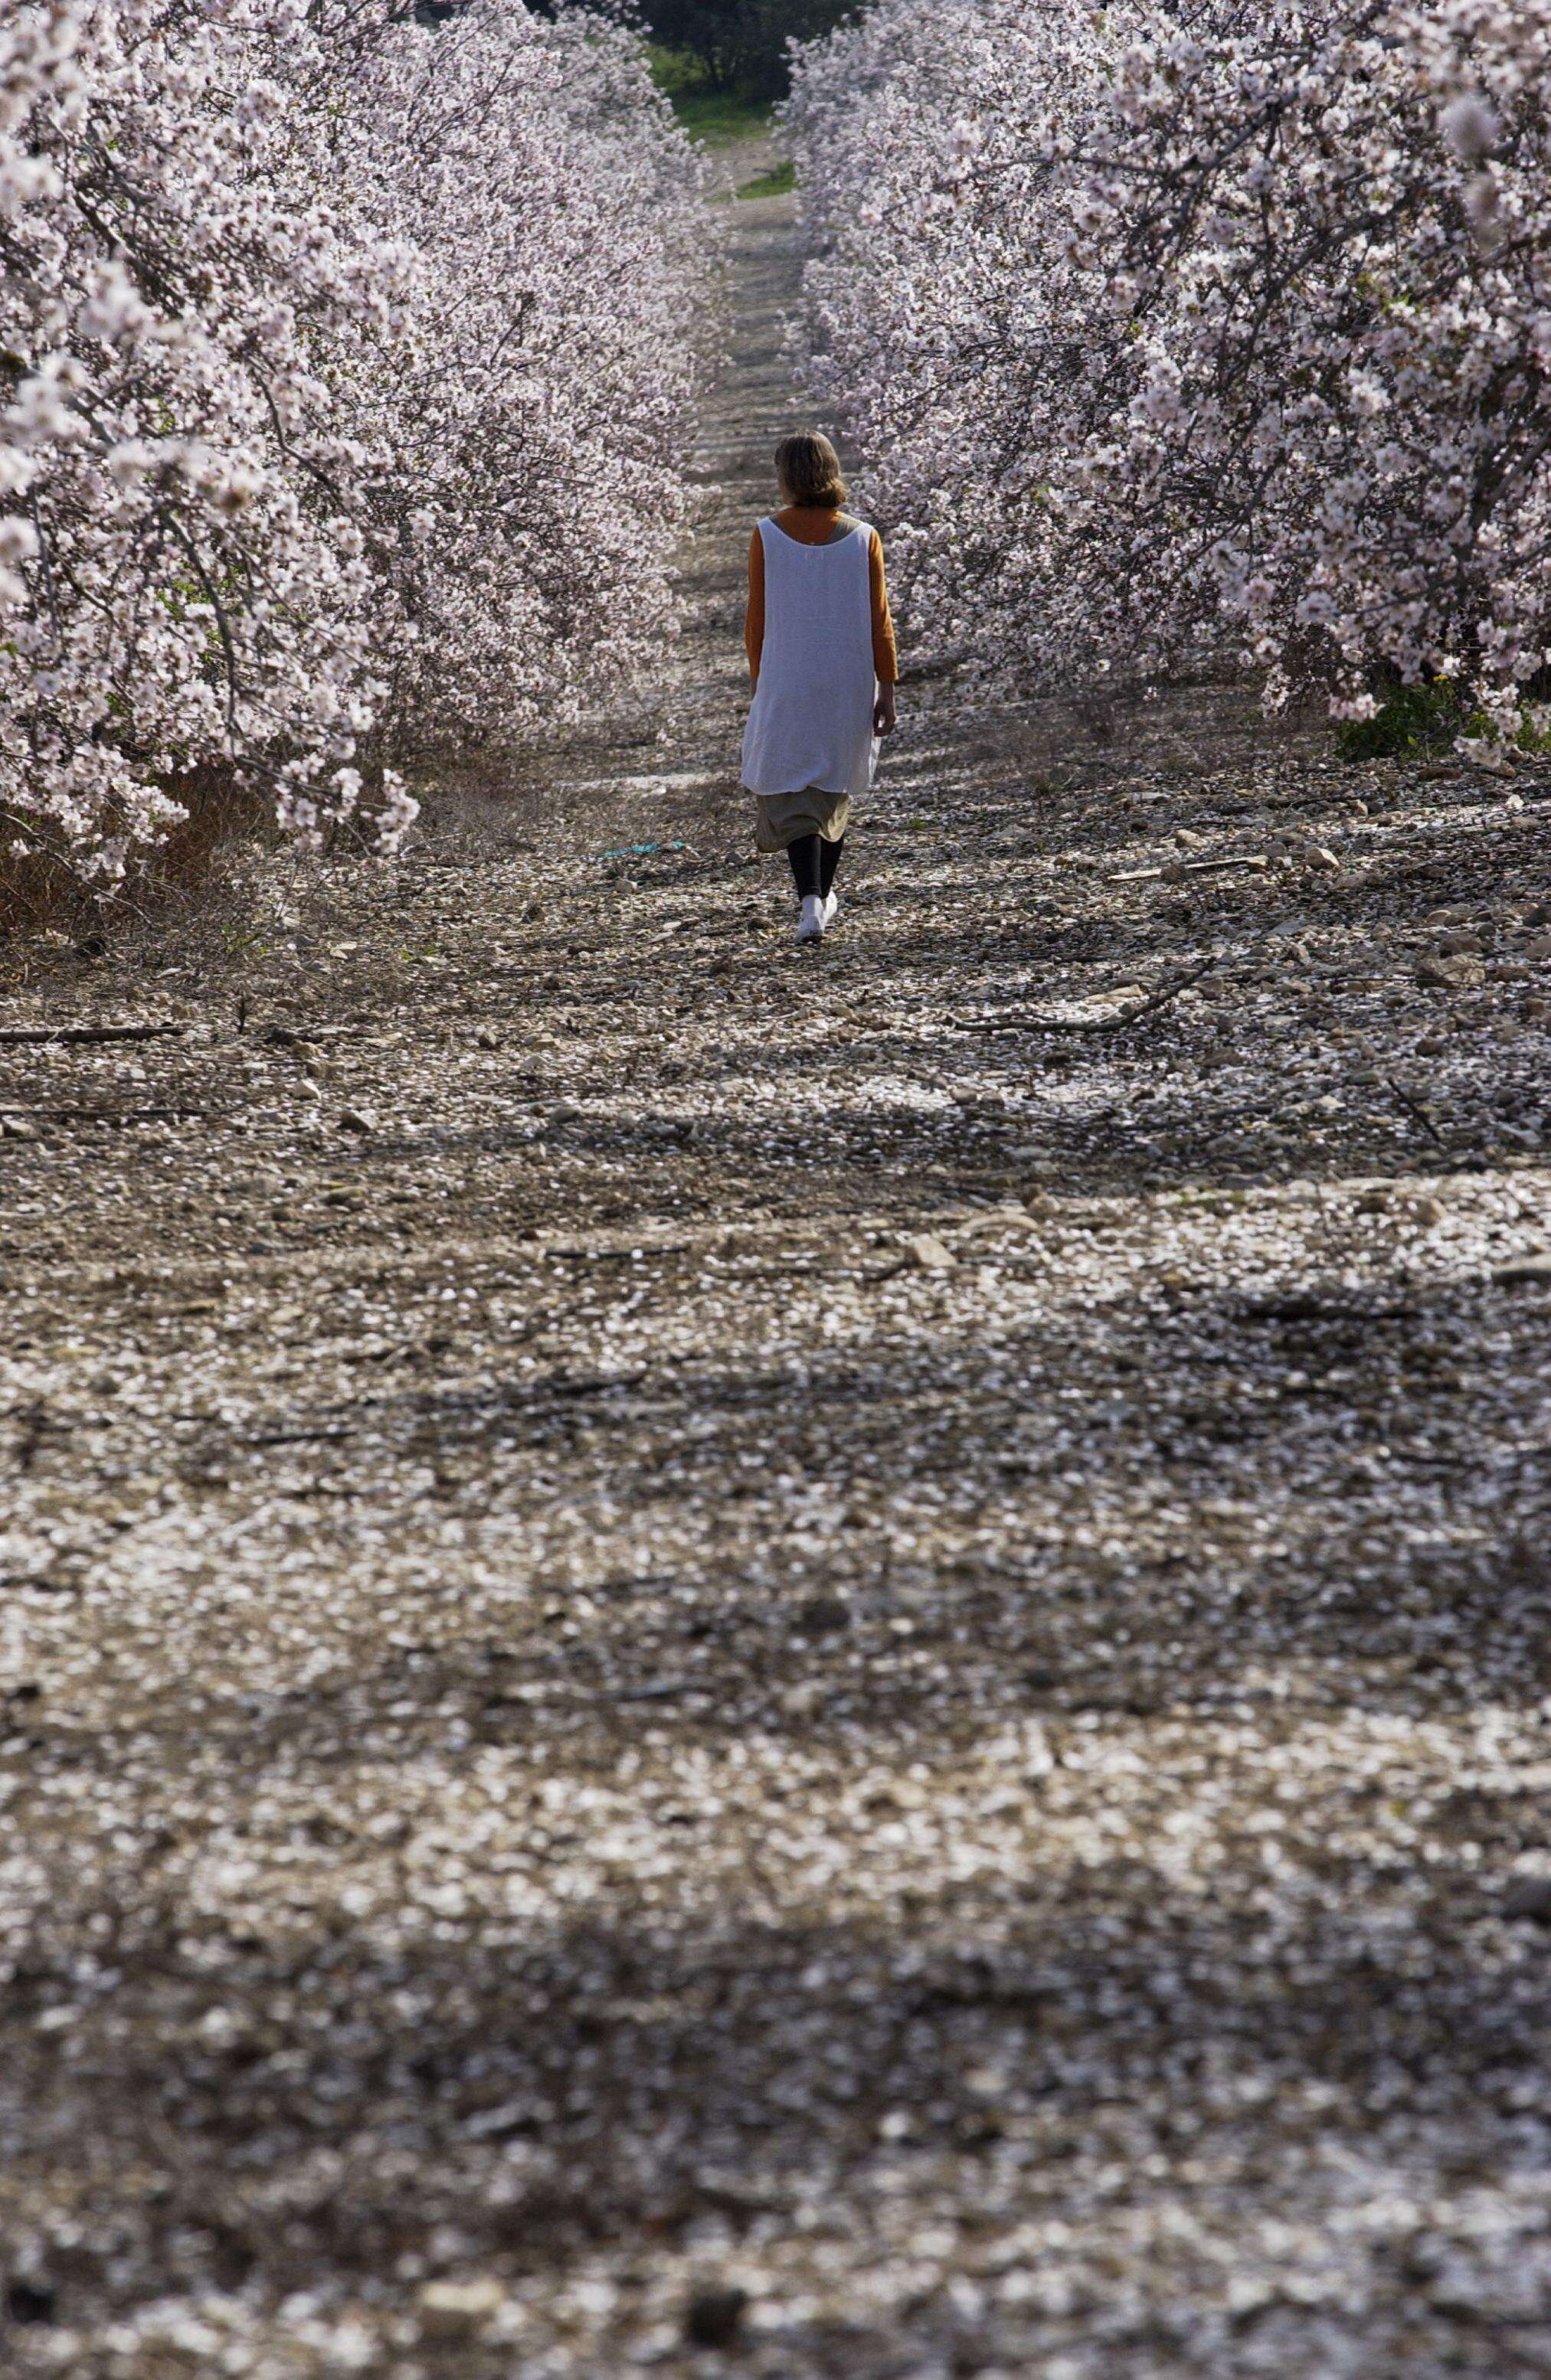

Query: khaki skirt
[[755, 784, 851, 852]]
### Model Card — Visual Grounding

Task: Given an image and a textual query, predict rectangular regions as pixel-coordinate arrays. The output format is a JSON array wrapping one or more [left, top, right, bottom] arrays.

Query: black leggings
[[786, 832, 845, 901]]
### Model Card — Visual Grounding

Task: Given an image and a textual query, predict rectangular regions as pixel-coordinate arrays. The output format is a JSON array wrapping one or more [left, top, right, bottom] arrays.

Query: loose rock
[[417, 2280, 506, 2342], [684, 2287, 749, 2349], [1417, 952, 1486, 989]]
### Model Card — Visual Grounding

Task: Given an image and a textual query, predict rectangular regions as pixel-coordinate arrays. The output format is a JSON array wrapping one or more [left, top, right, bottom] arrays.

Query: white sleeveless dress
[[741, 517, 878, 830]]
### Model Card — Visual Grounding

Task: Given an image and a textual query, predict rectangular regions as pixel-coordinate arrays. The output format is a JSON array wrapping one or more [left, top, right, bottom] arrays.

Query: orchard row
[[1, 0, 707, 878], [785, 0, 1551, 750]]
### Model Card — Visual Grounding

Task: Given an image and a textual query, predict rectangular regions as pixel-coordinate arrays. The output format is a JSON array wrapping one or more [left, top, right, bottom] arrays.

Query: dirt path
[[3, 170, 1551, 2380]]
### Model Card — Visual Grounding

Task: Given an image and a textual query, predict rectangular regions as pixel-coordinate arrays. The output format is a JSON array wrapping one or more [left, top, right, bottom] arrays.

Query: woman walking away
[[741, 430, 897, 943]]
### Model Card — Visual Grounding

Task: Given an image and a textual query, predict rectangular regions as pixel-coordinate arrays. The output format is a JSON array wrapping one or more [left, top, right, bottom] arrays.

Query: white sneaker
[[822, 890, 839, 928], [796, 894, 826, 943]]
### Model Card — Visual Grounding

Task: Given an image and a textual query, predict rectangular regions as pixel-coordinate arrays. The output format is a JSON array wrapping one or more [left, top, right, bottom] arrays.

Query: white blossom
[[0, 0, 708, 880], [784, 0, 1551, 749]]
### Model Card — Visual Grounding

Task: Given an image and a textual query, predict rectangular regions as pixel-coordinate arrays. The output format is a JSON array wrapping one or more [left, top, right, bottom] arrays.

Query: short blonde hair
[[775, 430, 846, 509]]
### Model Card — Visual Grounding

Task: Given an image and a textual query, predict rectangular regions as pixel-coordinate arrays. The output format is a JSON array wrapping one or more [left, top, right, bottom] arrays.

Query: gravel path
[[2, 167, 1551, 2380]]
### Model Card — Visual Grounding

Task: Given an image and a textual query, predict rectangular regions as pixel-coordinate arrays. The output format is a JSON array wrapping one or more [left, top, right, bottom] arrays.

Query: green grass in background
[[1337, 679, 1468, 761], [1336, 675, 1551, 762], [650, 44, 772, 145], [735, 159, 796, 198]]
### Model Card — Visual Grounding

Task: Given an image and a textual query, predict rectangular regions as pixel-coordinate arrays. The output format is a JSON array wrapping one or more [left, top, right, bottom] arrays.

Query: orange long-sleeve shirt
[[745, 508, 898, 688]]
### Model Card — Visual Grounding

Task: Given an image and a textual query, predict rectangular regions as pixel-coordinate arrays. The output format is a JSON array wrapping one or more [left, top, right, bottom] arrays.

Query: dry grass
[[0, 768, 272, 945]]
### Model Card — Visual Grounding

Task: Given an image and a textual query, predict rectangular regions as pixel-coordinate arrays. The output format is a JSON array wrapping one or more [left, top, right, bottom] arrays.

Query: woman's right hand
[[874, 686, 898, 736]]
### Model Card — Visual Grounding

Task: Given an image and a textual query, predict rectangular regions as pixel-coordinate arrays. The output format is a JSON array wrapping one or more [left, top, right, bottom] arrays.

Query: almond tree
[[0, 0, 706, 881], [785, 0, 1551, 750]]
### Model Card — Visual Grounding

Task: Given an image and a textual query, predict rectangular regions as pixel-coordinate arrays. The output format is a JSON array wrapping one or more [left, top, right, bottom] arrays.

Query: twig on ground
[[951, 955, 1219, 1038], [0, 1105, 219, 1122], [1107, 855, 1268, 883], [13, 1398, 48, 1473], [0, 1023, 185, 1047], [247, 1427, 358, 1449], [1386, 1075, 1446, 1147]]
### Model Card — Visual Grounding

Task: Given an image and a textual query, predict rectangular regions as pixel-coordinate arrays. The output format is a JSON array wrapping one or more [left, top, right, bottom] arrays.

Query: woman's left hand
[[874, 687, 898, 736]]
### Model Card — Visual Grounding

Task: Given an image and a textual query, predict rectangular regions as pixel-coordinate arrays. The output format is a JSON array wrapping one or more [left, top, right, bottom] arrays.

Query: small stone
[[1302, 843, 1341, 873], [337, 1107, 375, 1135], [2, 1116, 38, 1140], [684, 2287, 748, 2349], [1493, 1254, 1551, 1286], [1502, 1875, 1551, 1924], [1500, 1535, 1549, 1588], [1417, 953, 1486, 991], [6, 2277, 56, 2324], [904, 1232, 957, 1272], [1409, 1196, 1445, 1227], [796, 1594, 851, 1635], [417, 2279, 506, 2342]]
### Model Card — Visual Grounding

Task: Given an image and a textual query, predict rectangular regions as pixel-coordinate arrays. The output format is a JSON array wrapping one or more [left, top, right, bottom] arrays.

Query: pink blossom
[[1, 0, 708, 879], [784, 0, 1551, 753]]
